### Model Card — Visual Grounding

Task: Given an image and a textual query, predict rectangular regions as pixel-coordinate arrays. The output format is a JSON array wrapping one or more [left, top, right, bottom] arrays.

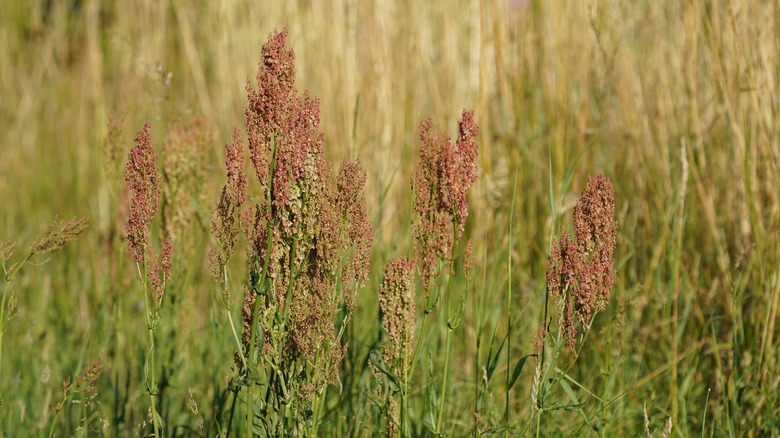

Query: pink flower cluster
[[412, 110, 479, 292], [546, 175, 617, 353]]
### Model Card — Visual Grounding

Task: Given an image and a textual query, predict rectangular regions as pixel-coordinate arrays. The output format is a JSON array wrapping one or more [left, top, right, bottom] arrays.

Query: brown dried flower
[[532, 322, 547, 357]]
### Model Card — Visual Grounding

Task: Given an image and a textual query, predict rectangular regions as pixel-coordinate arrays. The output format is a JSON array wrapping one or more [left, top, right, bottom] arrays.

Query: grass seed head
[[0, 240, 14, 262], [30, 217, 89, 256]]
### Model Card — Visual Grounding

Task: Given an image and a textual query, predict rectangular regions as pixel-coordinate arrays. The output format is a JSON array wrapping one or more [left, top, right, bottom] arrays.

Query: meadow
[[1, 1, 778, 436]]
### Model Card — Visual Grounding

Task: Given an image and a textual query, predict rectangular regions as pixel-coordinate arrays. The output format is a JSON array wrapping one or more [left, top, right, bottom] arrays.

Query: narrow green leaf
[[447, 291, 467, 330], [486, 333, 507, 383], [423, 411, 437, 433], [558, 379, 580, 405], [368, 349, 401, 392], [507, 354, 536, 391]]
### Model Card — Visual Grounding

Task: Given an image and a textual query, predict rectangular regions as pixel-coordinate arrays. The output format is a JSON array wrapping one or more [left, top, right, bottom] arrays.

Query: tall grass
[[1, 0, 778, 436]]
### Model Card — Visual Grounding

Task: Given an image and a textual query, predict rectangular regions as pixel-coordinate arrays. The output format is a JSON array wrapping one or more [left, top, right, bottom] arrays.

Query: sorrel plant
[[532, 174, 617, 435], [207, 29, 371, 436], [371, 110, 479, 436], [124, 122, 175, 437]]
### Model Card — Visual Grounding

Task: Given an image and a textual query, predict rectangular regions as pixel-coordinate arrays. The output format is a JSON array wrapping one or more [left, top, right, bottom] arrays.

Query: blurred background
[[0, 0, 778, 435]]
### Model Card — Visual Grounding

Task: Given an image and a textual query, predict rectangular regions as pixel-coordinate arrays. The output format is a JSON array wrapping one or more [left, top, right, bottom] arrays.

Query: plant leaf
[[508, 354, 536, 391], [368, 349, 401, 392], [486, 333, 507, 383]]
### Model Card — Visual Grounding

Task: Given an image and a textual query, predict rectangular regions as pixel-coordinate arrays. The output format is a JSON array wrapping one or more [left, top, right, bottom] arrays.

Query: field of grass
[[1, 1, 779, 436]]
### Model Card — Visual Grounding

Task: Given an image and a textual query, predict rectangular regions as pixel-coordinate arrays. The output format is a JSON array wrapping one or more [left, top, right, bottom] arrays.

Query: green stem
[[435, 328, 453, 434], [227, 310, 247, 373], [410, 312, 429, 370], [401, 324, 410, 437], [139, 256, 161, 438], [226, 385, 239, 438], [535, 405, 542, 438], [436, 240, 459, 435], [48, 394, 72, 438], [148, 326, 160, 438], [308, 349, 323, 437], [505, 174, 517, 436], [0, 280, 10, 391], [474, 239, 487, 435], [246, 386, 252, 438], [246, 294, 261, 437], [0, 253, 32, 390]]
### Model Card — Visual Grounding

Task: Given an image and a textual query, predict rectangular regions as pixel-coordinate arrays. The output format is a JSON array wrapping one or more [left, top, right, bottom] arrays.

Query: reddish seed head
[[573, 174, 617, 311], [125, 122, 161, 263], [412, 110, 479, 291], [451, 110, 479, 238], [148, 237, 174, 307], [245, 28, 297, 195], [336, 159, 373, 306], [546, 175, 617, 354], [463, 239, 474, 279], [532, 322, 547, 356], [378, 257, 416, 371], [225, 128, 247, 207], [244, 29, 331, 295], [208, 131, 248, 297], [215, 29, 376, 407], [547, 232, 581, 352]]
